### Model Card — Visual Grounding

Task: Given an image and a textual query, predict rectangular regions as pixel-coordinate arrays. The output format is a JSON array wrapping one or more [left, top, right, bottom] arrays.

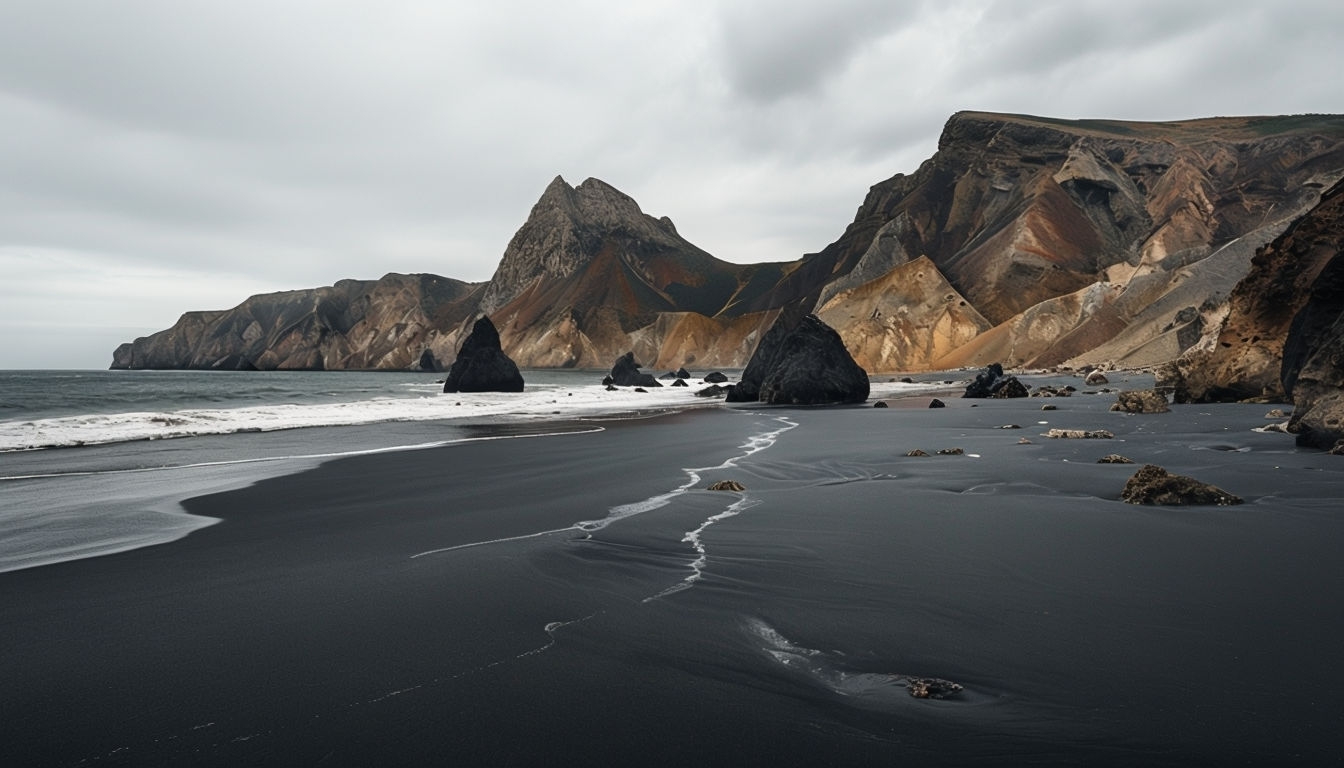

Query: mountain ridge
[[111, 111, 1344, 374]]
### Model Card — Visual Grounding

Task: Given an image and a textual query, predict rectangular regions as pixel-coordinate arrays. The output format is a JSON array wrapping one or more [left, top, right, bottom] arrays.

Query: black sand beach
[[3, 386, 1344, 766]]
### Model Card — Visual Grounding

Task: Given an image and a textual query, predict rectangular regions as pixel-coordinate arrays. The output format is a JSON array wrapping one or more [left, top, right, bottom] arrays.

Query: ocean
[[0, 368, 935, 573]]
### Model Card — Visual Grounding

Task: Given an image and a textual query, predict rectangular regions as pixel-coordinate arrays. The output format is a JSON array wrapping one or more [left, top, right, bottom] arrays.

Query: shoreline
[[4, 392, 1341, 765]]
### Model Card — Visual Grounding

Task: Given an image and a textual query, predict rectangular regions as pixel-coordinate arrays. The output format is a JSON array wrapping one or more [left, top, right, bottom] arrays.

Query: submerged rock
[[609, 352, 661, 387], [442, 316, 525, 393], [905, 677, 963, 699], [1121, 464, 1243, 506], [1111, 389, 1171, 414], [707, 480, 746, 491]]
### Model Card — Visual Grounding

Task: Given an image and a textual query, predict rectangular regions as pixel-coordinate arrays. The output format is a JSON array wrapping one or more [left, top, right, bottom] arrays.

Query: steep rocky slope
[[112, 112, 1344, 374], [817, 112, 1344, 371], [1170, 179, 1344, 402]]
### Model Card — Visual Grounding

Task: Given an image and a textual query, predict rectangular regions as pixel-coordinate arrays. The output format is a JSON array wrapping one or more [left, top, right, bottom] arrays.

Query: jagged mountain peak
[[480, 175, 691, 313]]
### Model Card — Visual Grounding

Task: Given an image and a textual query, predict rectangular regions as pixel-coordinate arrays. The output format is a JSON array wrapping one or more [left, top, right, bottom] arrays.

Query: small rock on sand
[[1045, 428, 1114, 439], [1110, 389, 1170, 414]]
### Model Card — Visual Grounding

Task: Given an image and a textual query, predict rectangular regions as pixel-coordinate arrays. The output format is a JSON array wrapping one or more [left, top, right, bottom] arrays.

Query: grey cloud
[[715, 0, 919, 102]]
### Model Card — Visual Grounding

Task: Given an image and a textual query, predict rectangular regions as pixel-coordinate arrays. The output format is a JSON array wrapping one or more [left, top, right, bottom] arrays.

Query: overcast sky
[[4, 0, 1342, 368]]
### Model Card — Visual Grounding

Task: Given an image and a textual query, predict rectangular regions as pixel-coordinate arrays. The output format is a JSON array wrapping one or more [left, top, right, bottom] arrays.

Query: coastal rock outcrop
[[608, 352, 661, 387], [1121, 465, 1243, 506], [1171, 178, 1344, 403], [442, 317, 525, 393], [963, 364, 1028, 398], [1283, 240, 1344, 448], [729, 312, 869, 405]]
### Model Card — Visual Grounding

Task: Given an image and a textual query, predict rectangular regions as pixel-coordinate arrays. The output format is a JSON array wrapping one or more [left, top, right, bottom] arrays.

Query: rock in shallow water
[[442, 316, 525, 393], [905, 677, 963, 699], [1045, 428, 1114, 439], [707, 480, 745, 491], [1121, 464, 1243, 506]]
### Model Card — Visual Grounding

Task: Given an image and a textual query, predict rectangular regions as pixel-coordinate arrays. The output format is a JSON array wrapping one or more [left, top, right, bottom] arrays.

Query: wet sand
[[3, 385, 1343, 766]]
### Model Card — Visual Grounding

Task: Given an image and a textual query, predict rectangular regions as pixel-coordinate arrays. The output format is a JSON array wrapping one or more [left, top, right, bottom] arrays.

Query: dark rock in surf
[[1121, 464, 1243, 506], [696, 384, 729, 397], [703, 371, 728, 384], [929, 398, 946, 408], [1098, 454, 1135, 464], [442, 316, 525, 393], [676, 367, 691, 379], [728, 311, 869, 405], [609, 352, 661, 387], [963, 363, 1028, 398], [873, 400, 889, 408], [670, 379, 688, 387], [707, 480, 745, 491], [905, 449, 930, 457]]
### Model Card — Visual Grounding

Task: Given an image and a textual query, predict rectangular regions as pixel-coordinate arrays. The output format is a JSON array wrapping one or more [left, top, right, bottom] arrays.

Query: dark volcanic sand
[[3, 393, 1344, 766]]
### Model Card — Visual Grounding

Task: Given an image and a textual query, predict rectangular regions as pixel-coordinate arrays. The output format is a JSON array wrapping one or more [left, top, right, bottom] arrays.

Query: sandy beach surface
[[3, 379, 1343, 766]]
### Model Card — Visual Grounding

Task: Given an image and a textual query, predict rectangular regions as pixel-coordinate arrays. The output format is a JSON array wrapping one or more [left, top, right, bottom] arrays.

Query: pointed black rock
[[443, 316, 525, 393]]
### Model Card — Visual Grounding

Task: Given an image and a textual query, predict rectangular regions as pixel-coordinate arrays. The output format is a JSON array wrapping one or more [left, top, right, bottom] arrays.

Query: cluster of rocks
[[962, 364, 1028, 398], [601, 354, 731, 393]]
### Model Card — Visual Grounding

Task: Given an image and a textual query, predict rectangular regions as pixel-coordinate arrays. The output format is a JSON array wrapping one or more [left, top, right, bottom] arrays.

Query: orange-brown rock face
[[816, 257, 991, 372]]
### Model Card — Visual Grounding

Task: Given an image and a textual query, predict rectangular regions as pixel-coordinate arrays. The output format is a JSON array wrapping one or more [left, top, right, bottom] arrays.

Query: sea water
[[0, 368, 949, 573]]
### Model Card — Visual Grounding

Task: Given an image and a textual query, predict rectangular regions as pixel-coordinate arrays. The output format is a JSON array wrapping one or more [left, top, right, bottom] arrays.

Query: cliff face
[[112, 112, 1344, 374], [1172, 179, 1344, 402], [111, 273, 482, 371], [815, 112, 1344, 371]]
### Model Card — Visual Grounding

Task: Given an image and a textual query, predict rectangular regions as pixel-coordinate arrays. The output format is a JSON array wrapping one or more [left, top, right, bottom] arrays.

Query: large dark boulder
[[963, 363, 1028, 398], [729, 312, 869, 405], [609, 352, 661, 387], [442, 317, 525, 393], [675, 367, 691, 379]]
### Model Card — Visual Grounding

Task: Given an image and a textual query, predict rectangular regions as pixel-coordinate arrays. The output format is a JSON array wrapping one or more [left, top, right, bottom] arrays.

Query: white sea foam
[[0, 384, 713, 452]]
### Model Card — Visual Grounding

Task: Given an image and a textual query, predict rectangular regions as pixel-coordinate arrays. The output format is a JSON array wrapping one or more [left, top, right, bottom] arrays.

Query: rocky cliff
[[112, 112, 1344, 374], [1170, 179, 1344, 402], [111, 273, 482, 370]]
